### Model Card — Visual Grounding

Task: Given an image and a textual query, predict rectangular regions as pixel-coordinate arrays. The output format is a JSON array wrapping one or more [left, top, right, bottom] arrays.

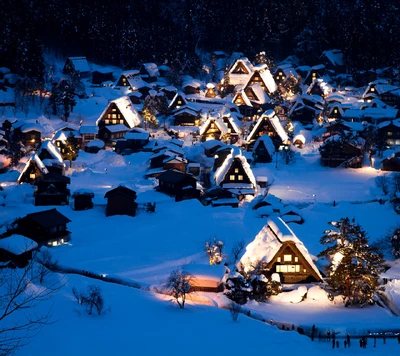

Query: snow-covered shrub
[[277, 286, 307, 303], [205, 238, 224, 265], [307, 286, 330, 301]]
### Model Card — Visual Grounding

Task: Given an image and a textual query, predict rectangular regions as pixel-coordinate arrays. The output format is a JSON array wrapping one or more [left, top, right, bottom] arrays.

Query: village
[[1, 50, 400, 355]]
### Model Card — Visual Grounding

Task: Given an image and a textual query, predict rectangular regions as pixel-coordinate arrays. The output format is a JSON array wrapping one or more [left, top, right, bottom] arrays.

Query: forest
[[0, 0, 399, 82]]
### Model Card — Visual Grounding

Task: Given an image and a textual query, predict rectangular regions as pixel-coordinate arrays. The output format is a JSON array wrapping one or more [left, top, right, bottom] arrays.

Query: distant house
[[245, 109, 289, 150], [243, 67, 277, 96], [173, 106, 201, 126], [16, 208, 71, 246], [72, 190, 94, 210], [320, 50, 345, 73], [199, 116, 229, 142], [201, 186, 240, 208], [226, 57, 255, 89], [115, 70, 140, 87], [240, 216, 323, 283], [185, 264, 226, 292], [34, 172, 70, 206], [114, 127, 150, 154], [38, 140, 65, 175], [252, 134, 275, 163], [16, 123, 43, 147], [52, 129, 82, 157], [182, 79, 202, 95], [63, 57, 91, 78], [79, 125, 98, 147], [84, 139, 104, 153], [288, 95, 324, 126], [274, 64, 298, 84], [201, 140, 226, 158], [98, 124, 129, 143], [0, 235, 38, 268], [307, 79, 334, 98], [96, 96, 142, 134], [104, 185, 138, 217], [91, 69, 114, 86], [376, 120, 400, 146], [139, 63, 160, 83], [157, 169, 199, 201], [363, 82, 400, 109], [168, 92, 187, 110], [17, 154, 49, 184], [205, 83, 217, 98], [213, 147, 257, 196], [319, 135, 364, 168], [303, 64, 326, 85]]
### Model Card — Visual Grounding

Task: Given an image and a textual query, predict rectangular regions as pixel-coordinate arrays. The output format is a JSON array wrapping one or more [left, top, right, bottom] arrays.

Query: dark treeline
[[1, 0, 399, 80]]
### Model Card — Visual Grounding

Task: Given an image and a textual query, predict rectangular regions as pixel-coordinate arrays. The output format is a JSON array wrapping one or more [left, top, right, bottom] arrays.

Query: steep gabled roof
[[157, 169, 195, 184], [253, 134, 275, 156], [0, 235, 38, 255], [240, 216, 322, 281], [199, 116, 229, 136], [245, 68, 277, 94], [104, 185, 137, 199], [96, 96, 142, 128], [214, 147, 256, 187], [38, 139, 64, 165], [246, 110, 289, 144], [232, 90, 253, 107], [67, 57, 90, 73], [18, 154, 49, 183]]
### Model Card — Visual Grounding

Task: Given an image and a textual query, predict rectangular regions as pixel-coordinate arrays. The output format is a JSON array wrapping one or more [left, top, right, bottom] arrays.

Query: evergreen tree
[[319, 217, 384, 307], [64, 132, 80, 166], [225, 271, 251, 305]]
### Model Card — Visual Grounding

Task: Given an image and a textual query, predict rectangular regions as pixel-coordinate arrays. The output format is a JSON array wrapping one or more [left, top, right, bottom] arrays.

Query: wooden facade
[[34, 173, 70, 206], [16, 209, 71, 246], [72, 191, 94, 210], [20, 129, 41, 147], [173, 108, 200, 126], [217, 158, 253, 187], [267, 241, 321, 283], [320, 141, 364, 168], [377, 122, 400, 146], [104, 186, 138, 217], [252, 139, 274, 163], [246, 116, 284, 150], [157, 169, 198, 201]]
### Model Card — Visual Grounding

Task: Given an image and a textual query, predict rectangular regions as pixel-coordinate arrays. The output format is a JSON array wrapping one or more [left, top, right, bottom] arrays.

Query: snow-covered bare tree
[[390, 227, 400, 259], [205, 238, 224, 265], [166, 267, 192, 309], [375, 175, 390, 196], [319, 217, 384, 307]]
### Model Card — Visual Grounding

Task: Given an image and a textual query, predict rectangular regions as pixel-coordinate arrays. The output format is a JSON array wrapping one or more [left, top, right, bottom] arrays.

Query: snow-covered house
[[52, 129, 82, 157], [245, 109, 289, 150], [199, 116, 229, 142], [320, 49, 345, 73], [213, 146, 257, 196], [252, 134, 275, 163], [288, 95, 324, 126], [239, 216, 323, 283], [205, 83, 217, 98], [243, 67, 277, 96], [274, 63, 298, 84], [16, 123, 44, 147], [96, 96, 142, 136], [63, 57, 91, 78], [34, 172, 71, 206], [226, 57, 255, 88], [222, 113, 241, 144], [376, 119, 400, 147], [79, 125, 98, 147], [17, 154, 49, 184], [139, 63, 160, 83], [363, 82, 400, 109], [115, 70, 140, 87], [182, 78, 202, 95], [185, 264, 227, 292], [303, 64, 327, 85], [307, 78, 334, 98], [156, 169, 199, 201], [38, 139, 65, 174], [0, 235, 38, 268], [168, 92, 187, 110], [172, 106, 201, 126]]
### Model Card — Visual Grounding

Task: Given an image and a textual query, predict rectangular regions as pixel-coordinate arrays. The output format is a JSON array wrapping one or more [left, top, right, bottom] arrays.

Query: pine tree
[[64, 132, 80, 166], [225, 271, 251, 305], [319, 217, 384, 307]]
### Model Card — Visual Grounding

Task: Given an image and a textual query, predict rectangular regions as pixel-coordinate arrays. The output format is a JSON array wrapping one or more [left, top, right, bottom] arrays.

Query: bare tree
[[231, 240, 245, 263], [392, 174, 400, 195], [34, 249, 58, 284], [72, 285, 107, 315], [166, 267, 192, 309], [0, 259, 62, 355], [375, 175, 390, 195], [228, 301, 241, 322]]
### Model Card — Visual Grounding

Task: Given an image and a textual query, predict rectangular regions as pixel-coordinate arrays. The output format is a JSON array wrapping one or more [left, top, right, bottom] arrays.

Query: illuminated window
[[177, 101, 182, 105], [105, 120, 110, 124], [112, 108, 117, 112], [120, 120, 124, 124], [276, 265, 300, 273], [371, 87, 375, 92], [112, 114, 117, 119], [334, 109, 338, 113], [107, 114, 111, 119], [388, 132, 393, 136], [230, 175, 235, 181], [277, 257, 281, 262], [238, 175, 243, 181], [122, 77, 126, 82], [30, 173, 35, 179], [284, 254, 292, 262], [56, 141, 60, 146], [294, 257, 299, 262], [234, 168, 239, 173], [279, 72, 283, 76], [112, 120, 117, 124]]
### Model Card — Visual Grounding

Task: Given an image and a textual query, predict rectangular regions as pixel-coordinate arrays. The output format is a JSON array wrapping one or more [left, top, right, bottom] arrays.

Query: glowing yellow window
[[30, 173, 35, 179], [277, 257, 281, 262], [371, 87, 375, 92], [234, 168, 239, 173], [112, 120, 117, 124], [105, 120, 110, 124], [229, 175, 235, 181], [294, 257, 299, 262], [284, 254, 292, 262], [238, 175, 243, 181]]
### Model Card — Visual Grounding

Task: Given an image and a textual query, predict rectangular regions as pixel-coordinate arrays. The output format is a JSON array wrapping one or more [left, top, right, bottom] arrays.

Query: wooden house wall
[[233, 93, 247, 107], [290, 107, 317, 125], [201, 120, 223, 141], [382, 158, 400, 171], [17, 220, 69, 244], [98, 103, 129, 128], [22, 131, 41, 147], [205, 88, 217, 98], [106, 194, 137, 217], [252, 141, 273, 163], [231, 62, 249, 74], [246, 72, 269, 93], [173, 113, 199, 126], [378, 124, 400, 145], [169, 95, 186, 110], [74, 195, 94, 210], [0, 249, 34, 268], [268, 243, 320, 283], [163, 161, 187, 172], [158, 176, 196, 196]]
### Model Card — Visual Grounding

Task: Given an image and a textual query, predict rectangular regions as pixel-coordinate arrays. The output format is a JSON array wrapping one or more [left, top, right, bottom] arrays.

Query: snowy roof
[[38, 140, 64, 164], [0, 89, 15, 104], [247, 109, 288, 144], [250, 83, 270, 104], [184, 264, 226, 282], [79, 125, 98, 134], [377, 119, 400, 129], [293, 134, 306, 144], [67, 57, 90, 73], [18, 154, 49, 182], [308, 79, 334, 96], [104, 124, 129, 133], [52, 130, 81, 142], [246, 109, 275, 142], [253, 134, 275, 156], [125, 130, 150, 140], [228, 58, 254, 86], [125, 75, 152, 90], [86, 139, 105, 148], [182, 78, 202, 89], [21, 123, 44, 133], [0, 235, 38, 255], [342, 107, 398, 121], [200, 117, 229, 136], [276, 64, 298, 78], [321, 49, 344, 67], [249, 68, 277, 94], [96, 96, 142, 128], [240, 216, 322, 280], [222, 115, 241, 134], [214, 147, 256, 187], [232, 90, 252, 107], [201, 139, 226, 150], [142, 63, 160, 78]]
